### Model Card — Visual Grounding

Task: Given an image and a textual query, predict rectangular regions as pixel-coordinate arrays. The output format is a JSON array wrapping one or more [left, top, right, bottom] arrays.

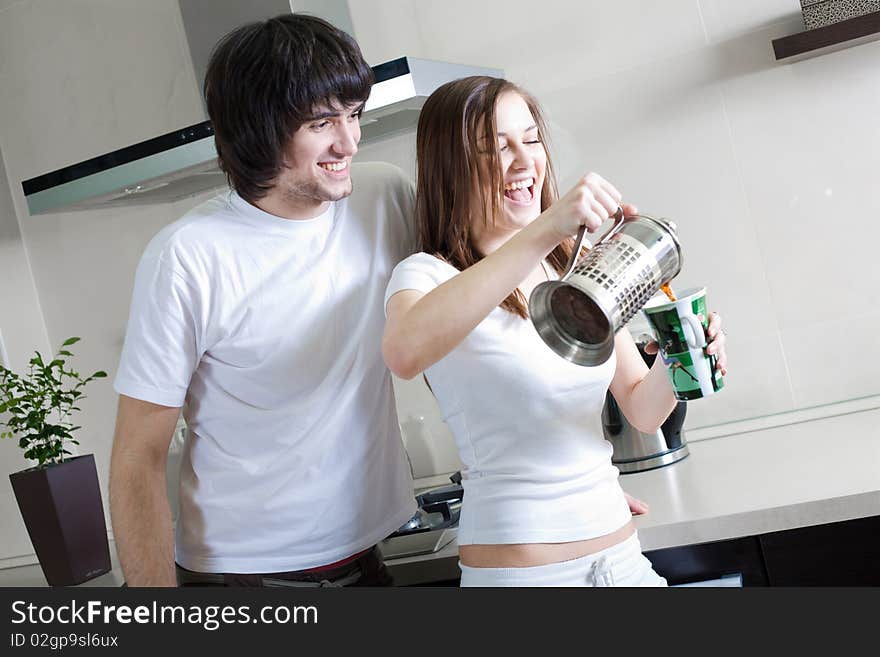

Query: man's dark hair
[[204, 14, 374, 202]]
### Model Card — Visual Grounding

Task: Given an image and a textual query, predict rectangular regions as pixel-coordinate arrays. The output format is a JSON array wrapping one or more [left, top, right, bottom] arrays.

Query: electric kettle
[[602, 340, 689, 473]]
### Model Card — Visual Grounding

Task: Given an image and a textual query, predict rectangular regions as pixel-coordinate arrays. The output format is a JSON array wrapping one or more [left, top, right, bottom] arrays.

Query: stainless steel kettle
[[529, 209, 683, 366], [602, 339, 689, 473]]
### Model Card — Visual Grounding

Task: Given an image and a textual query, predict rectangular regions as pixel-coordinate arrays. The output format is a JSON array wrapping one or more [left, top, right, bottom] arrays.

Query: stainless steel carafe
[[529, 210, 683, 366]]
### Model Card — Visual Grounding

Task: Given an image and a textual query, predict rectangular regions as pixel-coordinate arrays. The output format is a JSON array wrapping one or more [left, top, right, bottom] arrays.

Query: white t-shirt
[[115, 162, 418, 573], [385, 253, 632, 545]]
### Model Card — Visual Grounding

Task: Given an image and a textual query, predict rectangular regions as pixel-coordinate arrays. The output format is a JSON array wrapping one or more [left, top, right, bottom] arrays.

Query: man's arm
[[109, 394, 182, 587]]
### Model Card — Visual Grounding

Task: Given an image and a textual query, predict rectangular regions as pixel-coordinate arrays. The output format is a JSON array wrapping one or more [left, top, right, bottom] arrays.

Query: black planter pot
[[9, 454, 111, 586]]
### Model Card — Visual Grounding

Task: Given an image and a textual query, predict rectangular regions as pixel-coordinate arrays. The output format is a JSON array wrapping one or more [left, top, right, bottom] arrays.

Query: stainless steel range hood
[[22, 56, 500, 215], [22, 0, 501, 215]]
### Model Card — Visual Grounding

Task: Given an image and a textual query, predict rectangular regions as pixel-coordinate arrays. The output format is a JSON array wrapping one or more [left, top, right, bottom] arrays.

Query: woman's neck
[[474, 226, 520, 256]]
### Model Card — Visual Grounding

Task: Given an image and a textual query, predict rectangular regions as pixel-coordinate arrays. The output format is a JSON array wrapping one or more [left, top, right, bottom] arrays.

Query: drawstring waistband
[[587, 555, 615, 587], [458, 532, 649, 587]]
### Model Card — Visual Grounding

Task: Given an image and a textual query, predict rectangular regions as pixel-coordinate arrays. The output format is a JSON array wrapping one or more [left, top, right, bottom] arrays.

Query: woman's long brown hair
[[415, 76, 576, 318]]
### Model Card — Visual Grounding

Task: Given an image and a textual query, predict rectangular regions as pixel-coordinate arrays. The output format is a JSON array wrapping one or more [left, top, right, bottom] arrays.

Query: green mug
[[642, 287, 724, 401]]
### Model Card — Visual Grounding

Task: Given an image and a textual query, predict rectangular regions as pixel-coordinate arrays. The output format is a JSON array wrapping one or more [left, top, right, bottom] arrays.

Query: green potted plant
[[0, 337, 111, 586]]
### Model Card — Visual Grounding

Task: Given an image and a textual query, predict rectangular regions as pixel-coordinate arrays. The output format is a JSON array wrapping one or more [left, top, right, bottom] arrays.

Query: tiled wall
[[354, 0, 880, 474], [0, 0, 878, 556]]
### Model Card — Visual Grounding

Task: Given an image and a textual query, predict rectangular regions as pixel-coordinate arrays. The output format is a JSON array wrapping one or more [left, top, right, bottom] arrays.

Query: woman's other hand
[[644, 312, 727, 376], [704, 311, 728, 376], [624, 492, 649, 516]]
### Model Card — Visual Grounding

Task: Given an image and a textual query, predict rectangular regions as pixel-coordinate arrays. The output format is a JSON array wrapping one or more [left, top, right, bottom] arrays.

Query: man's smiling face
[[273, 101, 364, 216]]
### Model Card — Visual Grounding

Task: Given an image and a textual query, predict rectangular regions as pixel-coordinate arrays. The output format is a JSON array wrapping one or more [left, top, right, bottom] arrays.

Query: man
[[109, 14, 416, 587]]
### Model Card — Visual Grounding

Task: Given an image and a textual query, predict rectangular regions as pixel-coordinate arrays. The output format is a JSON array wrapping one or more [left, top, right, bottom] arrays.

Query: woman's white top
[[385, 253, 632, 545]]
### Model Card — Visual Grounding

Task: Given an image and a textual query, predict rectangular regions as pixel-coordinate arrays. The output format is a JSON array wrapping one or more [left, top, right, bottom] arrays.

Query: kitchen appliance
[[21, 0, 501, 215], [602, 340, 689, 473], [379, 477, 462, 560], [529, 210, 683, 367]]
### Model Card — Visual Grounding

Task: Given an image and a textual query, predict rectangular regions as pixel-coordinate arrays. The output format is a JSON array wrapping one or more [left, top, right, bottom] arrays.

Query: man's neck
[[253, 191, 330, 221]]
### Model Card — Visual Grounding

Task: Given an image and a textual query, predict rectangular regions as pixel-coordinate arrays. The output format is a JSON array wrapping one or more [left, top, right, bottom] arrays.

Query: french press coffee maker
[[529, 209, 683, 366]]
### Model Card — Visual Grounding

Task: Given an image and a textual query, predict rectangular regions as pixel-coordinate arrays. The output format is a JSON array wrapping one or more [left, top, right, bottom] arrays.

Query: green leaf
[[1, 337, 105, 465]]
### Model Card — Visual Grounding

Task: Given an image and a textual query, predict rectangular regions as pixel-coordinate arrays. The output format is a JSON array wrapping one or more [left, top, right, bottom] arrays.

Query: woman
[[383, 77, 727, 586]]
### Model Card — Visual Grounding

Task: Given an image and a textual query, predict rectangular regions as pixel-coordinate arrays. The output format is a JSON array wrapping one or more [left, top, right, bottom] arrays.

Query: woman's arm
[[384, 174, 627, 379], [608, 330, 677, 434], [384, 217, 559, 379], [609, 314, 728, 433]]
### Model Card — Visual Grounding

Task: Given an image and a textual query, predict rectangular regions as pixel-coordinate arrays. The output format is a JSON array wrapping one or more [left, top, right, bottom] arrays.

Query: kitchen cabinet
[[390, 514, 880, 586], [645, 514, 880, 587], [644, 536, 768, 586], [758, 515, 880, 586]]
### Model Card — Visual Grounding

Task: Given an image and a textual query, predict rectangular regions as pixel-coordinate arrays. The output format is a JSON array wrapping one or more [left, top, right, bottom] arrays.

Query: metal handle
[[603, 392, 623, 434], [561, 206, 626, 279]]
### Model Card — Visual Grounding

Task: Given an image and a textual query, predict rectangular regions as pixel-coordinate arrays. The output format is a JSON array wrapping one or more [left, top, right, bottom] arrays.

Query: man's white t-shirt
[[115, 162, 417, 573], [385, 253, 632, 546]]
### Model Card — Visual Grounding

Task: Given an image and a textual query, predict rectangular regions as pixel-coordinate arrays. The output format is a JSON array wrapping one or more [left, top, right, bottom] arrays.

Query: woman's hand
[[624, 491, 650, 516], [641, 311, 728, 376], [705, 311, 728, 376], [541, 172, 636, 242]]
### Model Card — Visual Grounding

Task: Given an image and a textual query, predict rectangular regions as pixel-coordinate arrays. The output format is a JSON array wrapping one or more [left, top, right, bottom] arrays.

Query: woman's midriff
[[458, 519, 636, 568]]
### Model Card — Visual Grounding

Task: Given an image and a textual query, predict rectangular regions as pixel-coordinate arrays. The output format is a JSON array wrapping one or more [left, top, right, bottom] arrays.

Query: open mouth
[[318, 161, 348, 174], [503, 177, 535, 205]]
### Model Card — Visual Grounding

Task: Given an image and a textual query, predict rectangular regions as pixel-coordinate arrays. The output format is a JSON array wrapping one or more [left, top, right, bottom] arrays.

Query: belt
[[176, 548, 373, 588]]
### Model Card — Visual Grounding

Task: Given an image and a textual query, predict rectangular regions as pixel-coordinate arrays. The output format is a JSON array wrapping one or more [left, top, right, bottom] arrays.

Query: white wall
[[353, 0, 880, 432], [0, 0, 205, 564], [0, 142, 52, 562], [0, 0, 878, 562]]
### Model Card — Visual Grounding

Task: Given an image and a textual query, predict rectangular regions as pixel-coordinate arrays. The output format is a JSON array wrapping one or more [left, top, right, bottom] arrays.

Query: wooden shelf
[[773, 10, 880, 61]]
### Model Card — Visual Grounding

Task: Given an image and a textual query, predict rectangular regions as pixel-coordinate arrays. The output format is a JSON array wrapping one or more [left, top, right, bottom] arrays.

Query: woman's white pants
[[458, 532, 667, 587]]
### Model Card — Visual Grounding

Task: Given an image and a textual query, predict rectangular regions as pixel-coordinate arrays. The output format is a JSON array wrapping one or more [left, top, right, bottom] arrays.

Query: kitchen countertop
[[36, 406, 876, 587], [386, 406, 880, 584]]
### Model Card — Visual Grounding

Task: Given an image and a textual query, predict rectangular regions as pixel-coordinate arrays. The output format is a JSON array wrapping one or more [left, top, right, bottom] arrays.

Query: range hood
[[23, 56, 502, 215]]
